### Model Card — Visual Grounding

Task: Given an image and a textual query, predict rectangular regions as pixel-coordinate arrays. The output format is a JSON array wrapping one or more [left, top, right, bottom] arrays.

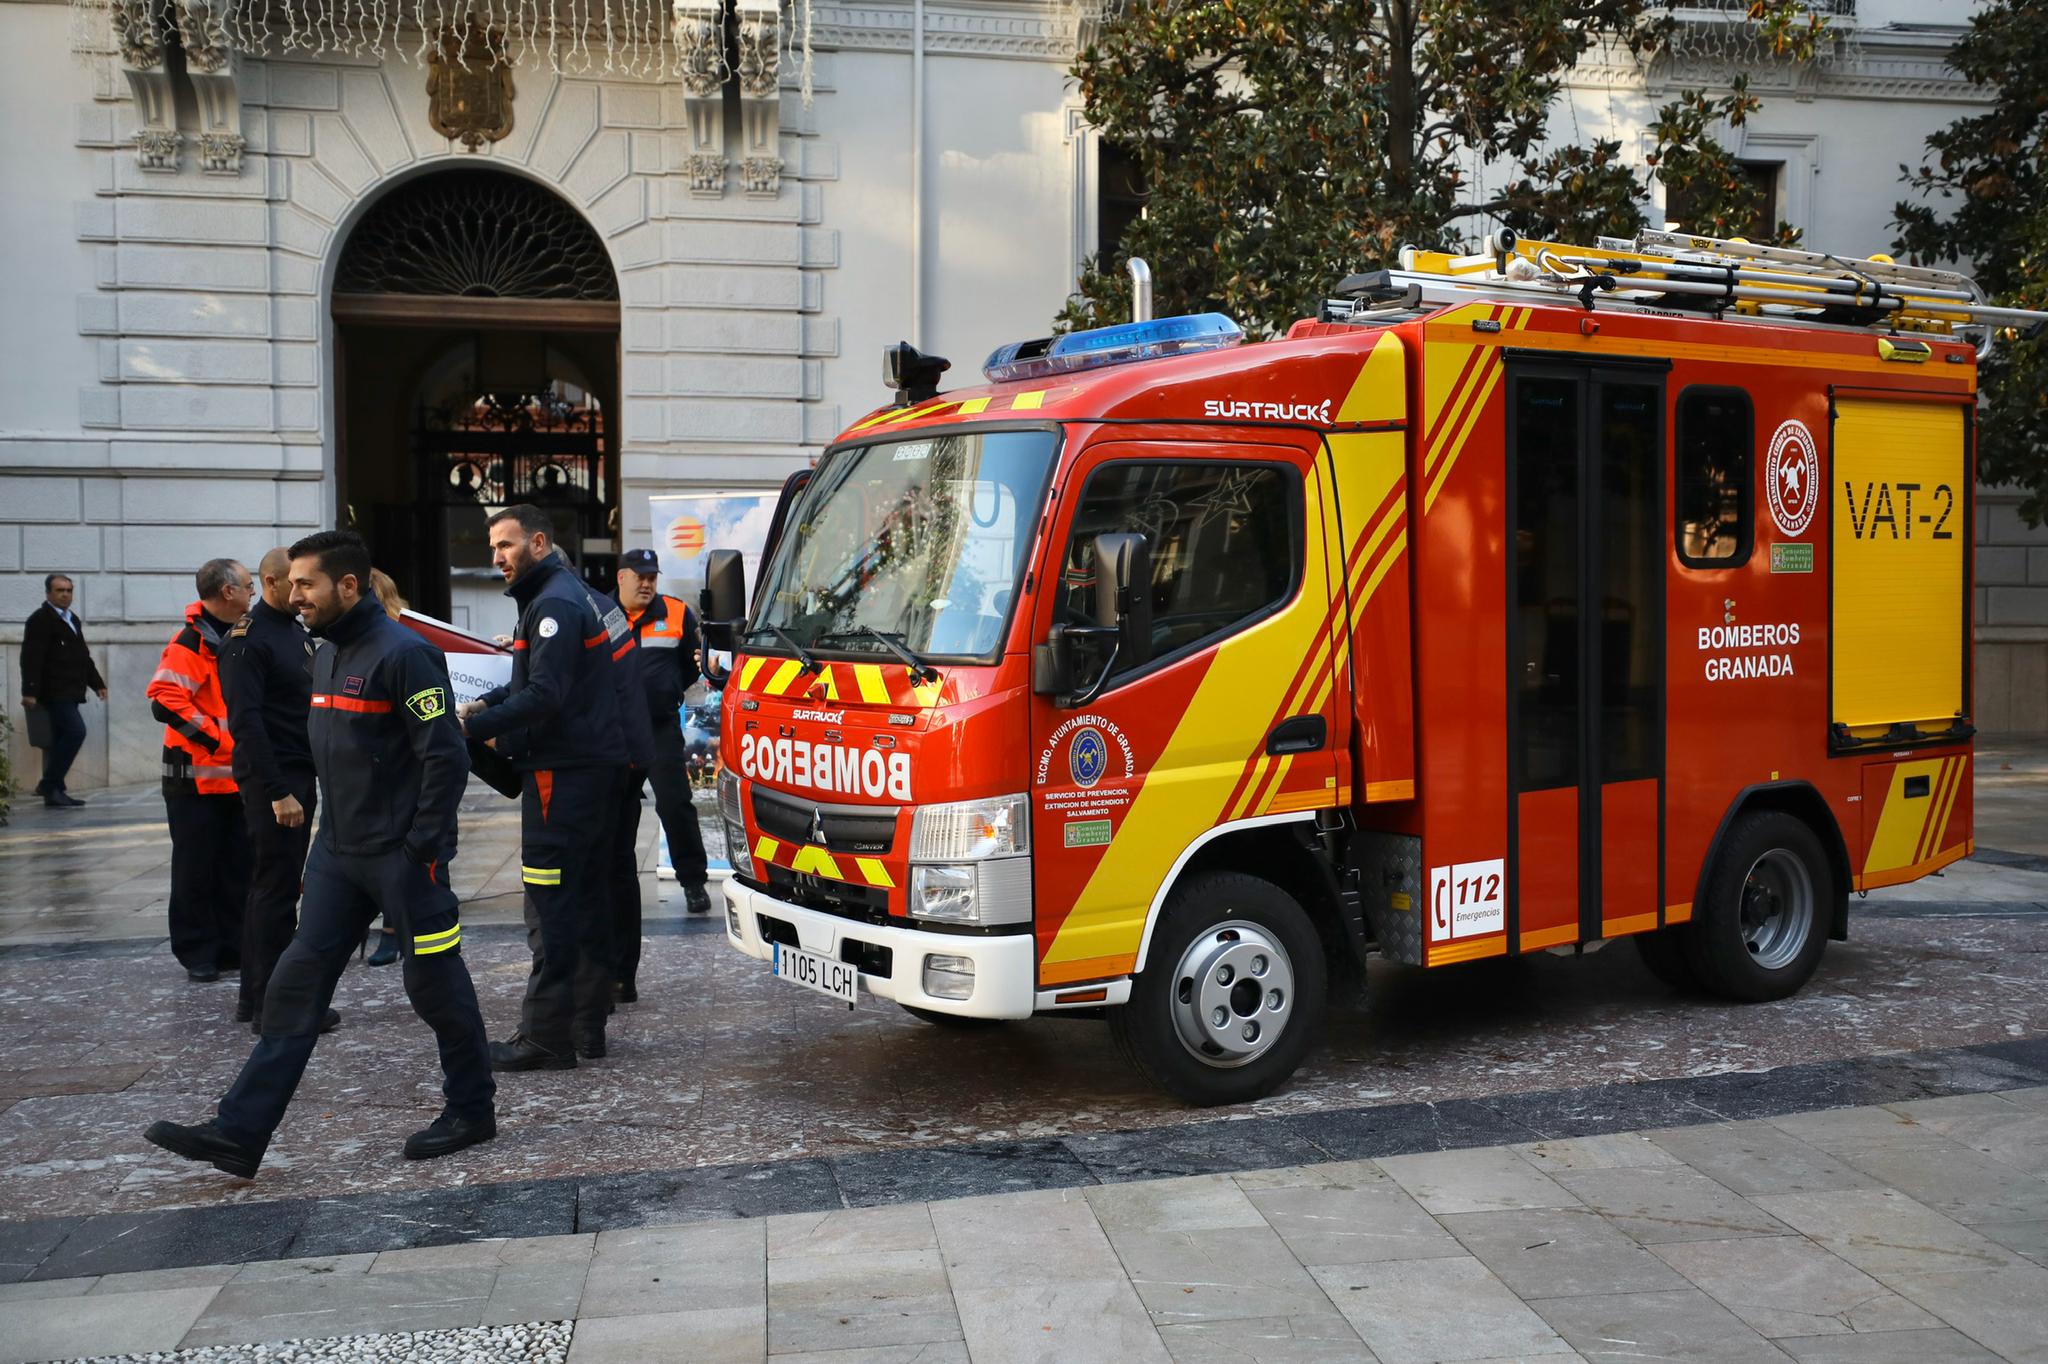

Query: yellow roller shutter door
[[1830, 398, 1966, 739]]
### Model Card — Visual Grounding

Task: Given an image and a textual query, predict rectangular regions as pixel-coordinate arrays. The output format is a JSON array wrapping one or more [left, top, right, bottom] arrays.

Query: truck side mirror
[[1094, 531, 1152, 669], [698, 550, 747, 670]]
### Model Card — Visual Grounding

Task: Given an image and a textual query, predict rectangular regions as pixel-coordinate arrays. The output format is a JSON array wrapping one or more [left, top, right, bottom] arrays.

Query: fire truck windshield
[[750, 428, 1058, 664]]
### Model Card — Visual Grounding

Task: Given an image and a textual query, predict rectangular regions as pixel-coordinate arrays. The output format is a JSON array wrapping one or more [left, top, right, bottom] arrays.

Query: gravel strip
[[65, 1321, 571, 1363]]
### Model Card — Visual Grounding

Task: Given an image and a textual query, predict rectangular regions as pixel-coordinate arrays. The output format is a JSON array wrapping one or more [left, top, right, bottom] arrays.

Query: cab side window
[[1060, 460, 1300, 676], [1676, 387, 1753, 567]]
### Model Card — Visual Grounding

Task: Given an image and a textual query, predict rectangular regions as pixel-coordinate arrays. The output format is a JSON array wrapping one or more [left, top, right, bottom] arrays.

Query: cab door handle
[[1266, 716, 1326, 756]]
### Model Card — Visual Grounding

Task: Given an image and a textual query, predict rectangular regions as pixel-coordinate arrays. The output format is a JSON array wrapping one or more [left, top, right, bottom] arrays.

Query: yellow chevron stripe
[[764, 659, 803, 695], [738, 656, 766, 689], [958, 397, 992, 415], [1011, 390, 1046, 410], [854, 665, 890, 705], [754, 835, 781, 862], [789, 844, 844, 880], [1426, 358, 1504, 511], [855, 857, 895, 889], [1930, 756, 1966, 861]]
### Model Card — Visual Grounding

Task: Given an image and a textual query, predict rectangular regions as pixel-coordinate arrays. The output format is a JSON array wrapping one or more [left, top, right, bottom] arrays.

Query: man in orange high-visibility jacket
[[148, 558, 254, 983]]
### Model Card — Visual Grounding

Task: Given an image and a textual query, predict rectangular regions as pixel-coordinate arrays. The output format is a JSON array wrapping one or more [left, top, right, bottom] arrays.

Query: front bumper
[[723, 879, 1037, 1019]]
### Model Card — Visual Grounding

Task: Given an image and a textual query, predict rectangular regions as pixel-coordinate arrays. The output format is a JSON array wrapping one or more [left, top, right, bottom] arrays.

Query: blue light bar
[[982, 312, 1244, 384]]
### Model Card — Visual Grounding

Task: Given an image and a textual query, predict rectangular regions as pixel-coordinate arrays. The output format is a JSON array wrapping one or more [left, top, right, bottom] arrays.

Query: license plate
[[772, 941, 859, 1005]]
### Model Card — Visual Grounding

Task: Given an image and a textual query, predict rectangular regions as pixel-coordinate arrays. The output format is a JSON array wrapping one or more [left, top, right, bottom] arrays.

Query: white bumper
[[723, 879, 1037, 1019]]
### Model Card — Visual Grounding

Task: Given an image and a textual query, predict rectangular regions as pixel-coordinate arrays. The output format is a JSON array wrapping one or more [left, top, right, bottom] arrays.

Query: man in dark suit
[[20, 574, 107, 808]]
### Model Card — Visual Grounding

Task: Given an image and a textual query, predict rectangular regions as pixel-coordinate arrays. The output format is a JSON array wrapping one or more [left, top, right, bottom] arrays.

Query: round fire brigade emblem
[[1069, 726, 1109, 789], [537, 617, 560, 639], [1765, 419, 1818, 539]]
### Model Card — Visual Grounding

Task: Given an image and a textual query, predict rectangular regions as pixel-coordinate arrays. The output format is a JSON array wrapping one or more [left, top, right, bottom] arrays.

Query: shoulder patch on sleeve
[[406, 685, 449, 722], [229, 618, 251, 638], [538, 616, 560, 639]]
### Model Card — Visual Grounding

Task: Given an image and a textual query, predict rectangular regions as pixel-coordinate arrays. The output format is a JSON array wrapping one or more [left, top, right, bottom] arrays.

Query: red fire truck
[[701, 230, 2045, 1104]]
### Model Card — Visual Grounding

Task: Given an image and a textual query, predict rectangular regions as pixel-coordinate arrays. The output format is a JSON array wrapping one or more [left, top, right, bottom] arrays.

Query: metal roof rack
[[1322, 229, 2048, 358]]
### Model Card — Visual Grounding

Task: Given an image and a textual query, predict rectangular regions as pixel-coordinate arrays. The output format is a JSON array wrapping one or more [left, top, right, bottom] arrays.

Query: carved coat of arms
[[428, 20, 515, 150]]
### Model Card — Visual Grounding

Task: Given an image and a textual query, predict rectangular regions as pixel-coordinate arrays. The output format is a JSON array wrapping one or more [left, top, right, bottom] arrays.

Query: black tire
[[1631, 926, 1700, 993], [1683, 809, 1831, 1002], [899, 1004, 1005, 1028], [1108, 871, 1327, 1106]]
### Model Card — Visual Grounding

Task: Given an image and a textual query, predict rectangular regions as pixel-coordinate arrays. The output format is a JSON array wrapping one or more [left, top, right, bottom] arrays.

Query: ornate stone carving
[[175, 0, 231, 72], [687, 151, 728, 194], [736, 0, 782, 197], [427, 19, 516, 150], [673, 2, 724, 98], [673, 0, 729, 197], [197, 131, 245, 174], [134, 126, 181, 171], [736, 7, 780, 99], [741, 155, 784, 196], [111, 0, 165, 69]]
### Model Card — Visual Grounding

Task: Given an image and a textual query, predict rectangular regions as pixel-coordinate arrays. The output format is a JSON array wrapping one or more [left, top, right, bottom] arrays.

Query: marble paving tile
[[1650, 1235, 1942, 1338], [1310, 1255, 1570, 1364], [180, 1265, 496, 1347], [1085, 1174, 1267, 1236], [770, 1344, 971, 1364], [1067, 1117, 1330, 1184], [767, 1246, 960, 1355], [1529, 1287, 1791, 1363], [1377, 1147, 1578, 1216], [1108, 1223, 1340, 1327], [1772, 1327, 2005, 1362], [30, 1200, 307, 1280], [1830, 1138, 2048, 1225], [1976, 1216, 2048, 1267], [767, 1202, 937, 1258], [1153, 1312, 1372, 1364], [1439, 1207, 1687, 1299], [834, 1139, 1095, 1208], [368, 1231, 594, 1272], [564, 1305, 764, 1363], [1886, 1262, 2048, 1363], [953, 1277, 1172, 1364], [1747, 1188, 2025, 1281], [0, 1284, 219, 1364], [1642, 1120, 1884, 1197], [1513, 1132, 1684, 1175], [929, 1187, 1125, 1291], [1231, 1157, 1391, 1192], [1550, 1167, 1787, 1245], [1245, 1182, 1463, 1267]]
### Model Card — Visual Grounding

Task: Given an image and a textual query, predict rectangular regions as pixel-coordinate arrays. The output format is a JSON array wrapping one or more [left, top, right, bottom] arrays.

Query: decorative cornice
[[1567, 30, 1993, 104], [809, 2, 1080, 61]]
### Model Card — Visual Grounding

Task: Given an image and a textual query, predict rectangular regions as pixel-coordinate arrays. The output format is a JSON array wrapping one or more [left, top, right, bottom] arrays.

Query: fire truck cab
[[706, 230, 2043, 1104]]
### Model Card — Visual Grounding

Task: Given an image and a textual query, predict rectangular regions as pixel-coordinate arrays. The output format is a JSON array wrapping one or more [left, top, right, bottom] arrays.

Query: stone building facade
[[0, 0, 2041, 793]]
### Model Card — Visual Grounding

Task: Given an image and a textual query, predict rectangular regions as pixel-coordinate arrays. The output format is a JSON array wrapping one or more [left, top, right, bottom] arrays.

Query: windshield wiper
[[820, 626, 939, 686], [742, 624, 821, 674]]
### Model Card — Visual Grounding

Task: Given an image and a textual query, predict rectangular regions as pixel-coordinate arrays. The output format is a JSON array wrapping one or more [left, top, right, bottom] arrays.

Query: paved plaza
[[0, 744, 2043, 1361]]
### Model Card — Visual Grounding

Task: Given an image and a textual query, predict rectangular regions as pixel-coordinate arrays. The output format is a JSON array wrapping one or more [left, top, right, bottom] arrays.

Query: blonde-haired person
[[370, 569, 407, 621], [364, 567, 410, 966]]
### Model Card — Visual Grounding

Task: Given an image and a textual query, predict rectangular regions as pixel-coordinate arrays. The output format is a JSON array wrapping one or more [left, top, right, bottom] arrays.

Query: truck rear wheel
[[1683, 809, 1830, 1002], [1108, 871, 1326, 1106]]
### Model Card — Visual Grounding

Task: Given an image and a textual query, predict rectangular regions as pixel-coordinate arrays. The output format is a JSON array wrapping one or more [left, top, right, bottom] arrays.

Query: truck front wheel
[[1109, 872, 1326, 1106], [1683, 809, 1830, 1002]]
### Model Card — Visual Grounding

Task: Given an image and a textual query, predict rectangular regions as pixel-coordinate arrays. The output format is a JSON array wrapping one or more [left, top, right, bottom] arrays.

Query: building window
[[1097, 141, 1147, 262], [1665, 161, 1780, 240], [1675, 387, 1754, 568]]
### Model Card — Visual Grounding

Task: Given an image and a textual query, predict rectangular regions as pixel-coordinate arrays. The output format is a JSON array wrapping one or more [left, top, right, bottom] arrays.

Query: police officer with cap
[[143, 530, 495, 1178], [460, 505, 626, 1070]]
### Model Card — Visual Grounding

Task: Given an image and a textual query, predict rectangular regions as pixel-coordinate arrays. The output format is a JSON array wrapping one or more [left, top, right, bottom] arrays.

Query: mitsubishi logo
[[809, 808, 828, 848]]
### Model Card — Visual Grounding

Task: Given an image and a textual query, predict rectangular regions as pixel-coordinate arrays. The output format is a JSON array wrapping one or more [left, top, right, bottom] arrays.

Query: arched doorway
[[332, 168, 621, 632]]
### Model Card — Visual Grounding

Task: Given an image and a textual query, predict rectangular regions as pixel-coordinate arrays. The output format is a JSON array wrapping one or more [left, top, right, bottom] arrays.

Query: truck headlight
[[908, 793, 1028, 861], [909, 857, 1031, 926], [718, 767, 750, 876]]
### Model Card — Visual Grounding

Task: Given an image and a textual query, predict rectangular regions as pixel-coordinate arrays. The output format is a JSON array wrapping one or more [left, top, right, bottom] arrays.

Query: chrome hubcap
[[1739, 848, 1814, 971], [1169, 920, 1294, 1068]]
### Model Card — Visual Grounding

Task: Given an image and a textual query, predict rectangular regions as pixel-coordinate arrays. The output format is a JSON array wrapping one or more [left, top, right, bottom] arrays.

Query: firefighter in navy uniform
[[610, 548, 711, 1006], [143, 530, 495, 1178], [219, 546, 326, 1031], [459, 505, 627, 1070]]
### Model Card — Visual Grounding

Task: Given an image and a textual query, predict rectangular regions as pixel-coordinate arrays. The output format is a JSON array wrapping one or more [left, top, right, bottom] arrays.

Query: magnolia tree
[[1893, 0, 2047, 525], [1061, 0, 1825, 336]]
